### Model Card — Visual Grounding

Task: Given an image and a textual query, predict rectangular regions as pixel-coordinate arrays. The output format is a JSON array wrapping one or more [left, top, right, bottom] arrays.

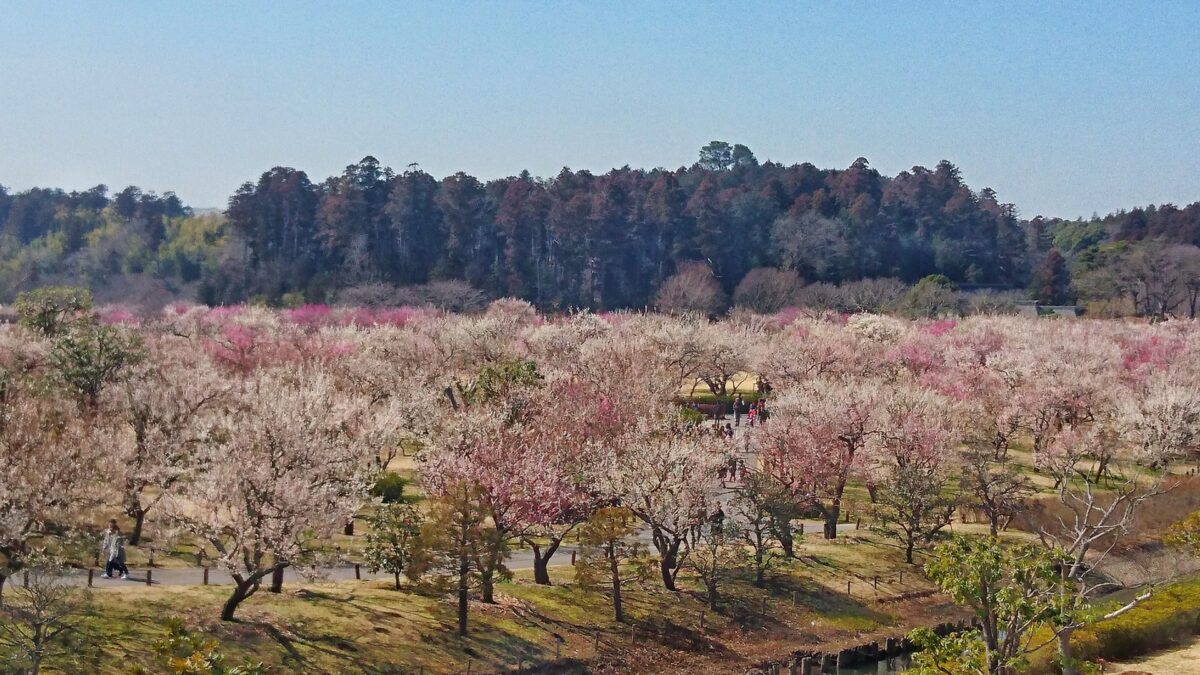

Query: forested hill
[[1, 142, 1199, 314]]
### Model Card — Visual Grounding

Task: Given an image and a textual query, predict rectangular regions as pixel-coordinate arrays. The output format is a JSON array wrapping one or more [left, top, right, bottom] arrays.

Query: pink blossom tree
[[759, 380, 883, 539]]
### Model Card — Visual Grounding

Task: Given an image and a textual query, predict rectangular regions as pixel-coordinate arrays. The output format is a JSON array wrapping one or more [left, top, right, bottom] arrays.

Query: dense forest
[[2, 141, 1199, 316]]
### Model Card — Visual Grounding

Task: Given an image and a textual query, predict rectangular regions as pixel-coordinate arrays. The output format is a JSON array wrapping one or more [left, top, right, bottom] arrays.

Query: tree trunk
[[531, 538, 561, 586], [269, 565, 284, 593], [658, 544, 678, 591], [754, 550, 765, 587], [129, 508, 147, 546], [30, 645, 43, 675], [222, 579, 255, 621], [905, 539, 915, 564], [1057, 630, 1077, 675], [609, 548, 623, 623], [0, 572, 6, 608], [778, 532, 795, 558], [824, 505, 840, 540], [481, 572, 495, 603], [706, 581, 718, 611], [394, 571, 401, 591], [457, 554, 470, 636]]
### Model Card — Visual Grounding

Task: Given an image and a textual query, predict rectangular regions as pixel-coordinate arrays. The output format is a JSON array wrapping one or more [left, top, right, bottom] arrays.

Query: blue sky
[[1, 2, 1197, 218]]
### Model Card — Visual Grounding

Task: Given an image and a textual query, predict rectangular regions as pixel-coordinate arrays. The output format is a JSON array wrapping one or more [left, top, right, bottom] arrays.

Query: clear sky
[[1, 2, 1197, 218]]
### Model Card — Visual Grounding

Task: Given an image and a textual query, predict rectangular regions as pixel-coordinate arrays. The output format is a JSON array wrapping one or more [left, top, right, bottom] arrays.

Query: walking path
[[57, 546, 579, 589]]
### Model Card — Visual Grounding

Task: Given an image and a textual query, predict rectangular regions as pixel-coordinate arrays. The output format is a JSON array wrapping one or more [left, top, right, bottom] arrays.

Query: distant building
[[1017, 302, 1079, 318]]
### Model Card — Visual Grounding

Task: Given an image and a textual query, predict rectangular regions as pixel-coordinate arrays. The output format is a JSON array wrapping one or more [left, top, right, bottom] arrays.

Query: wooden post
[[87, 568, 94, 587], [873, 575, 878, 589], [700, 611, 705, 629], [594, 630, 600, 651], [899, 570, 903, 584], [203, 567, 209, 585], [571, 550, 577, 565], [354, 563, 361, 580], [792, 590, 797, 606], [146, 569, 153, 586], [846, 579, 851, 595], [22, 570, 28, 588]]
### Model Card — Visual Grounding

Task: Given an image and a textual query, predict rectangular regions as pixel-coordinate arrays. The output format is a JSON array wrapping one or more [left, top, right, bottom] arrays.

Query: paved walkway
[[58, 545, 580, 589]]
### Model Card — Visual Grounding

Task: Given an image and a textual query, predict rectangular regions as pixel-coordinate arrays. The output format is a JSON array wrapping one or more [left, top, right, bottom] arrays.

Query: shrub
[[15, 286, 94, 336], [655, 262, 727, 316], [733, 268, 803, 313], [1024, 576, 1200, 671], [370, 472, 408, 504]]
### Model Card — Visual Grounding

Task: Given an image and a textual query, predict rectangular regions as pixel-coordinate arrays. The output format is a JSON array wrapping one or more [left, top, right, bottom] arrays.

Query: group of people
[[718, 456, 749, 485], [731, 393, 769, 427]]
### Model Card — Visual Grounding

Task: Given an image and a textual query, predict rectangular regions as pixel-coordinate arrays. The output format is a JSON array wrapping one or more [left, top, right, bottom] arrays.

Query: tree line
[[2, 142, 1200, 315]]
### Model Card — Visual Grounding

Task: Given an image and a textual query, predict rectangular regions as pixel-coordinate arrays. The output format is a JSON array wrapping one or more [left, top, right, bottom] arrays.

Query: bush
[[1025, 575, 1200, 671], [15, 286, 93, 336], [655, 262, 727, 316], [370, 473, 408, 504], [733, 268, 803, 313]]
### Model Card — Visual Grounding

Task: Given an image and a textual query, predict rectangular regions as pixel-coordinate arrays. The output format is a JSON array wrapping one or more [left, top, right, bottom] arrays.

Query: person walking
[[101, 519, 129, 579], [733, 394, 743, 426]]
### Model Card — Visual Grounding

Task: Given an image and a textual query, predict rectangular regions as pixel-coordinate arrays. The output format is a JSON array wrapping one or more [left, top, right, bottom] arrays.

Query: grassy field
[[32, 530, 963, 674]]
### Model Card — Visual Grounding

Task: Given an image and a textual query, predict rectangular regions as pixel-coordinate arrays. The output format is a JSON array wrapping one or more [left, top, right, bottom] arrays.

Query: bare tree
[[0, 555, 91, 675]]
